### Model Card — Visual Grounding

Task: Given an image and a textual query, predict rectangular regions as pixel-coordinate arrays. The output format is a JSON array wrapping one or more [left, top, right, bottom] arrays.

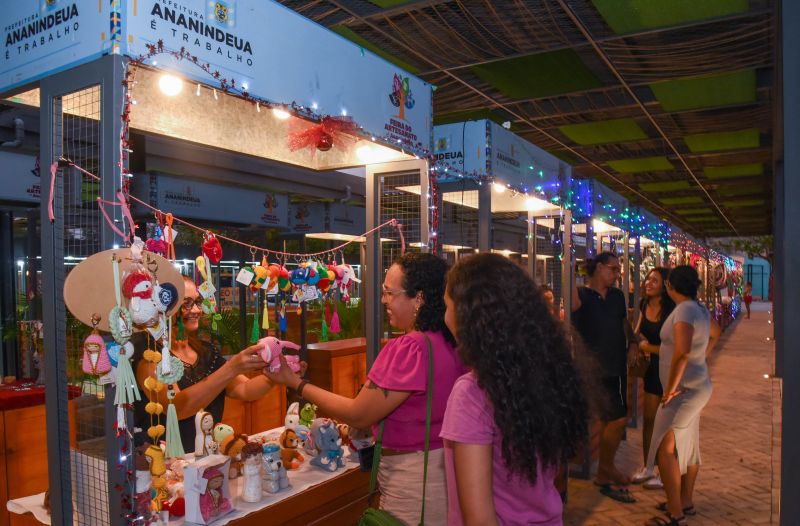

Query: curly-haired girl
[[440, 253, 589, 525]]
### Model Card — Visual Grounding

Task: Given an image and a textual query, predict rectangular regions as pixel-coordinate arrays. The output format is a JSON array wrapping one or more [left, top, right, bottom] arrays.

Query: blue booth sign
[[0, 151, 40, 203], [124, 0, 432, 149], [1, 0, 112, 93], [433, 120, 567, 202]]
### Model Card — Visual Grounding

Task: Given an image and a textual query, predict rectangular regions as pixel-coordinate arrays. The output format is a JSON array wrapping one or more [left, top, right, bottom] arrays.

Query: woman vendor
[[132, 275, 275, 453]]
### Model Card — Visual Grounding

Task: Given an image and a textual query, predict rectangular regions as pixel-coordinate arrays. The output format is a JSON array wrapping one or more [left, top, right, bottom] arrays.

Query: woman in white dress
[[645, 266, 720, 526]]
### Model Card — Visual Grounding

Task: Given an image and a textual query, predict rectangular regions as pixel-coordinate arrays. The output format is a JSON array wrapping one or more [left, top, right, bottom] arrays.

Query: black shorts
[[601, 375, 628, 421], [643, 355, 663, 396]]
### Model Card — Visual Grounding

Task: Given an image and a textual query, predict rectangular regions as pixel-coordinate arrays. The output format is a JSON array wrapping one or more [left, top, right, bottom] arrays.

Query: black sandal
[[656, 501, 696, 516], [644, 512, 687, 526]]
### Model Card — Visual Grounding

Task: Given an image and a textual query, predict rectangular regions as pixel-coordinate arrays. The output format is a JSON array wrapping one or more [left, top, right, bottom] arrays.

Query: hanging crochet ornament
[[320, 317, 329, 342], [81, 315, 112, 376], [196, 254, 218, 315], [330, 304, 341, 334], [123, 270, 160, 327], [145, 225, 168, 256], [158, 330, 185, 460], [279, 299, 287, 333], [202, 232, 223, 264], [250, 306, 260, 344], [109, 254, 133, 345]]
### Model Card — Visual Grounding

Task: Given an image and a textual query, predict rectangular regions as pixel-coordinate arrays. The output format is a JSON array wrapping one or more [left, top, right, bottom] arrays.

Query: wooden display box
[[0, 401, 77, 526], [221, 384, 287, 437], [306, 338, 367, 400]]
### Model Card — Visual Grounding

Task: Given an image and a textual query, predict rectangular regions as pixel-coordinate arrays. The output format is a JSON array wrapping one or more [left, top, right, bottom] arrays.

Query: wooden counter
[[229, 467, 370, 526], [221, 384, 287, 436]]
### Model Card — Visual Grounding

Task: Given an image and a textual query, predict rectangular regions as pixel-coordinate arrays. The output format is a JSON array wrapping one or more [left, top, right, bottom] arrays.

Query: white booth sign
[[0, 151, 41, 203]]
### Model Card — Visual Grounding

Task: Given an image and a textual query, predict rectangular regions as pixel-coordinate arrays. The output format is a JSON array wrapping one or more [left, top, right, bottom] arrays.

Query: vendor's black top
[[571, 286, 628, 377], [132, 334, 227, 453], [639, 307, 665, 346]]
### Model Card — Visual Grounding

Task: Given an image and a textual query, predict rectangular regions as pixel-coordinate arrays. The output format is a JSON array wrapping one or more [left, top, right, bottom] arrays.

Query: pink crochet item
[[198, 467, 231, 523], [82, 333, 112, 375], [258, 337, 302, 373]]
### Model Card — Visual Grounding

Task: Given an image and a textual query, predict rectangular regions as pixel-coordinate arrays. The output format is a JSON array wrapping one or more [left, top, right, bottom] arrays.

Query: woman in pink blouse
[[441, 254, 589, 525], [266, 253, 465, 525]]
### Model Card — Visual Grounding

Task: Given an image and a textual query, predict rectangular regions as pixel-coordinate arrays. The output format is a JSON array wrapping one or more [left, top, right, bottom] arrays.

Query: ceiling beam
[[321, 0, 699, 234], [415, 8, 773, 76], [555, 0, 739, 235], [335, 0, 455, 26]]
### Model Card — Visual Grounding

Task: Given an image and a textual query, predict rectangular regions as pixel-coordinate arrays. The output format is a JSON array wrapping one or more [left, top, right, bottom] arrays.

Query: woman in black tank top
[[631, 268, 675, 486]]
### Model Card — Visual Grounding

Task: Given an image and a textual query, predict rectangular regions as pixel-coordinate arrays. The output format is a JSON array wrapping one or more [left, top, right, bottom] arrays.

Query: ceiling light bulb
[[272, 108, 290, 120], [493, 183, 506, 194], [158, 74, 183, 96]]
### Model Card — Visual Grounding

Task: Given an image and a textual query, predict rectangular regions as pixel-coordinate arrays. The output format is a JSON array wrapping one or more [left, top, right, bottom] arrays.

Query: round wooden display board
[[64, 248, 184, 332]]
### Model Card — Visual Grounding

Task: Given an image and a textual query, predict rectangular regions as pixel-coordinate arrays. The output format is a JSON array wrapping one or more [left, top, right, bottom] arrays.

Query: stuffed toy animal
[[213, 423, 234, 444], [258, 336, 302, 373], [123, 271, 160, 327], [251, 265, 269, 292], [220, 433, 249, 479], [299, 403, 317, 428], [261, 443, 290, 493], [309, 419, 346, 472], [279, 428, 305, 470], [285, 402, 300, 430]]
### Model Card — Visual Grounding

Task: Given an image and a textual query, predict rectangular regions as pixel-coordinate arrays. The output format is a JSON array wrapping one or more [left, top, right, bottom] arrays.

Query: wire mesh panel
[[379, 170, 425, 270], [55, 85, 111, 526], [438, 182, 479, 265]]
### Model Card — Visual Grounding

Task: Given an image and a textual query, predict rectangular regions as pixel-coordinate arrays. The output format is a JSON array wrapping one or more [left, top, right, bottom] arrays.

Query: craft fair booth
[[569, 179, 637, 310], [430, 119, 571, 308], [1, 1, 434, 524]]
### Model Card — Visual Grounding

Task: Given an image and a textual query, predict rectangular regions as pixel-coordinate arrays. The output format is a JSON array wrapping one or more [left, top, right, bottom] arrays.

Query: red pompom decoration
[[169, 497, 185, 517], [122, 271, 153, 299], [202, 234, 223, 264], [145, 238, 167, 256]]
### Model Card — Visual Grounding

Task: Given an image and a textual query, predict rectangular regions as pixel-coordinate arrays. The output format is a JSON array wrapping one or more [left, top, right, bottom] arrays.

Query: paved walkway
[[565, 302, 777, 525]]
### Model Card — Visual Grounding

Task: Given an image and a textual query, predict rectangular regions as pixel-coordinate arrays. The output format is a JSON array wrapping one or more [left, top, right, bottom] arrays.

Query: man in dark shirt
[[572, 252, 638, 503]]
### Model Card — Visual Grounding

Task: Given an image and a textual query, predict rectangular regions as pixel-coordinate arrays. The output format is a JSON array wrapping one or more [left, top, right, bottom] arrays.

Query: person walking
[[644, 266, 720, 526], [571, 252, 639, 503], [743, 281, 753, 319]]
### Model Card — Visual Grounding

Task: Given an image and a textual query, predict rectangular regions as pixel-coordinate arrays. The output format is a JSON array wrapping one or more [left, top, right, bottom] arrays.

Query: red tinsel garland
[[287, 116, 360, 153]]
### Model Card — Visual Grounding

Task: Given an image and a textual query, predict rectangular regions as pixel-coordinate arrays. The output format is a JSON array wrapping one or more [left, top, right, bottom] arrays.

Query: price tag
[[198, 280, 216, 299], [147, 321, 165, 341], [292, 288, 305, 303], [236, 268, 255, 286], [303, 285, 319, 301], [167, 227, 179, 243]]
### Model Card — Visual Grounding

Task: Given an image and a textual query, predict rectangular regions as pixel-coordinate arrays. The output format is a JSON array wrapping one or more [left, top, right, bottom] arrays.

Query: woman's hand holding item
[[227, 344, 268, 376], [264, 354, 304, 390]]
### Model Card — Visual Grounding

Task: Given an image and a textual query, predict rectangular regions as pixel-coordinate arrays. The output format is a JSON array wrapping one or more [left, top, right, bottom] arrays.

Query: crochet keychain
[[158, 317, 186, 459], [110, 254, 140, 430], [81, 314, 112, 376]]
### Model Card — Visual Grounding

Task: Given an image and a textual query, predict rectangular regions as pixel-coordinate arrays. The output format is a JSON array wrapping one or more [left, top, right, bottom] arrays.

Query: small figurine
[[258, 336, 302, 374], [81, 331, 112, 376], [285, 401, 300, 430], [299, 403, 317, 428], [279, 428, 305, 470], [261, 443, 290, 493], [198, 467, 232, 523], [309, 419, 346, 472], [220, 433, 249, 479], [240, 442, 263, 503], [194, 411, 218, 457], [144, 444, 168, 512]]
